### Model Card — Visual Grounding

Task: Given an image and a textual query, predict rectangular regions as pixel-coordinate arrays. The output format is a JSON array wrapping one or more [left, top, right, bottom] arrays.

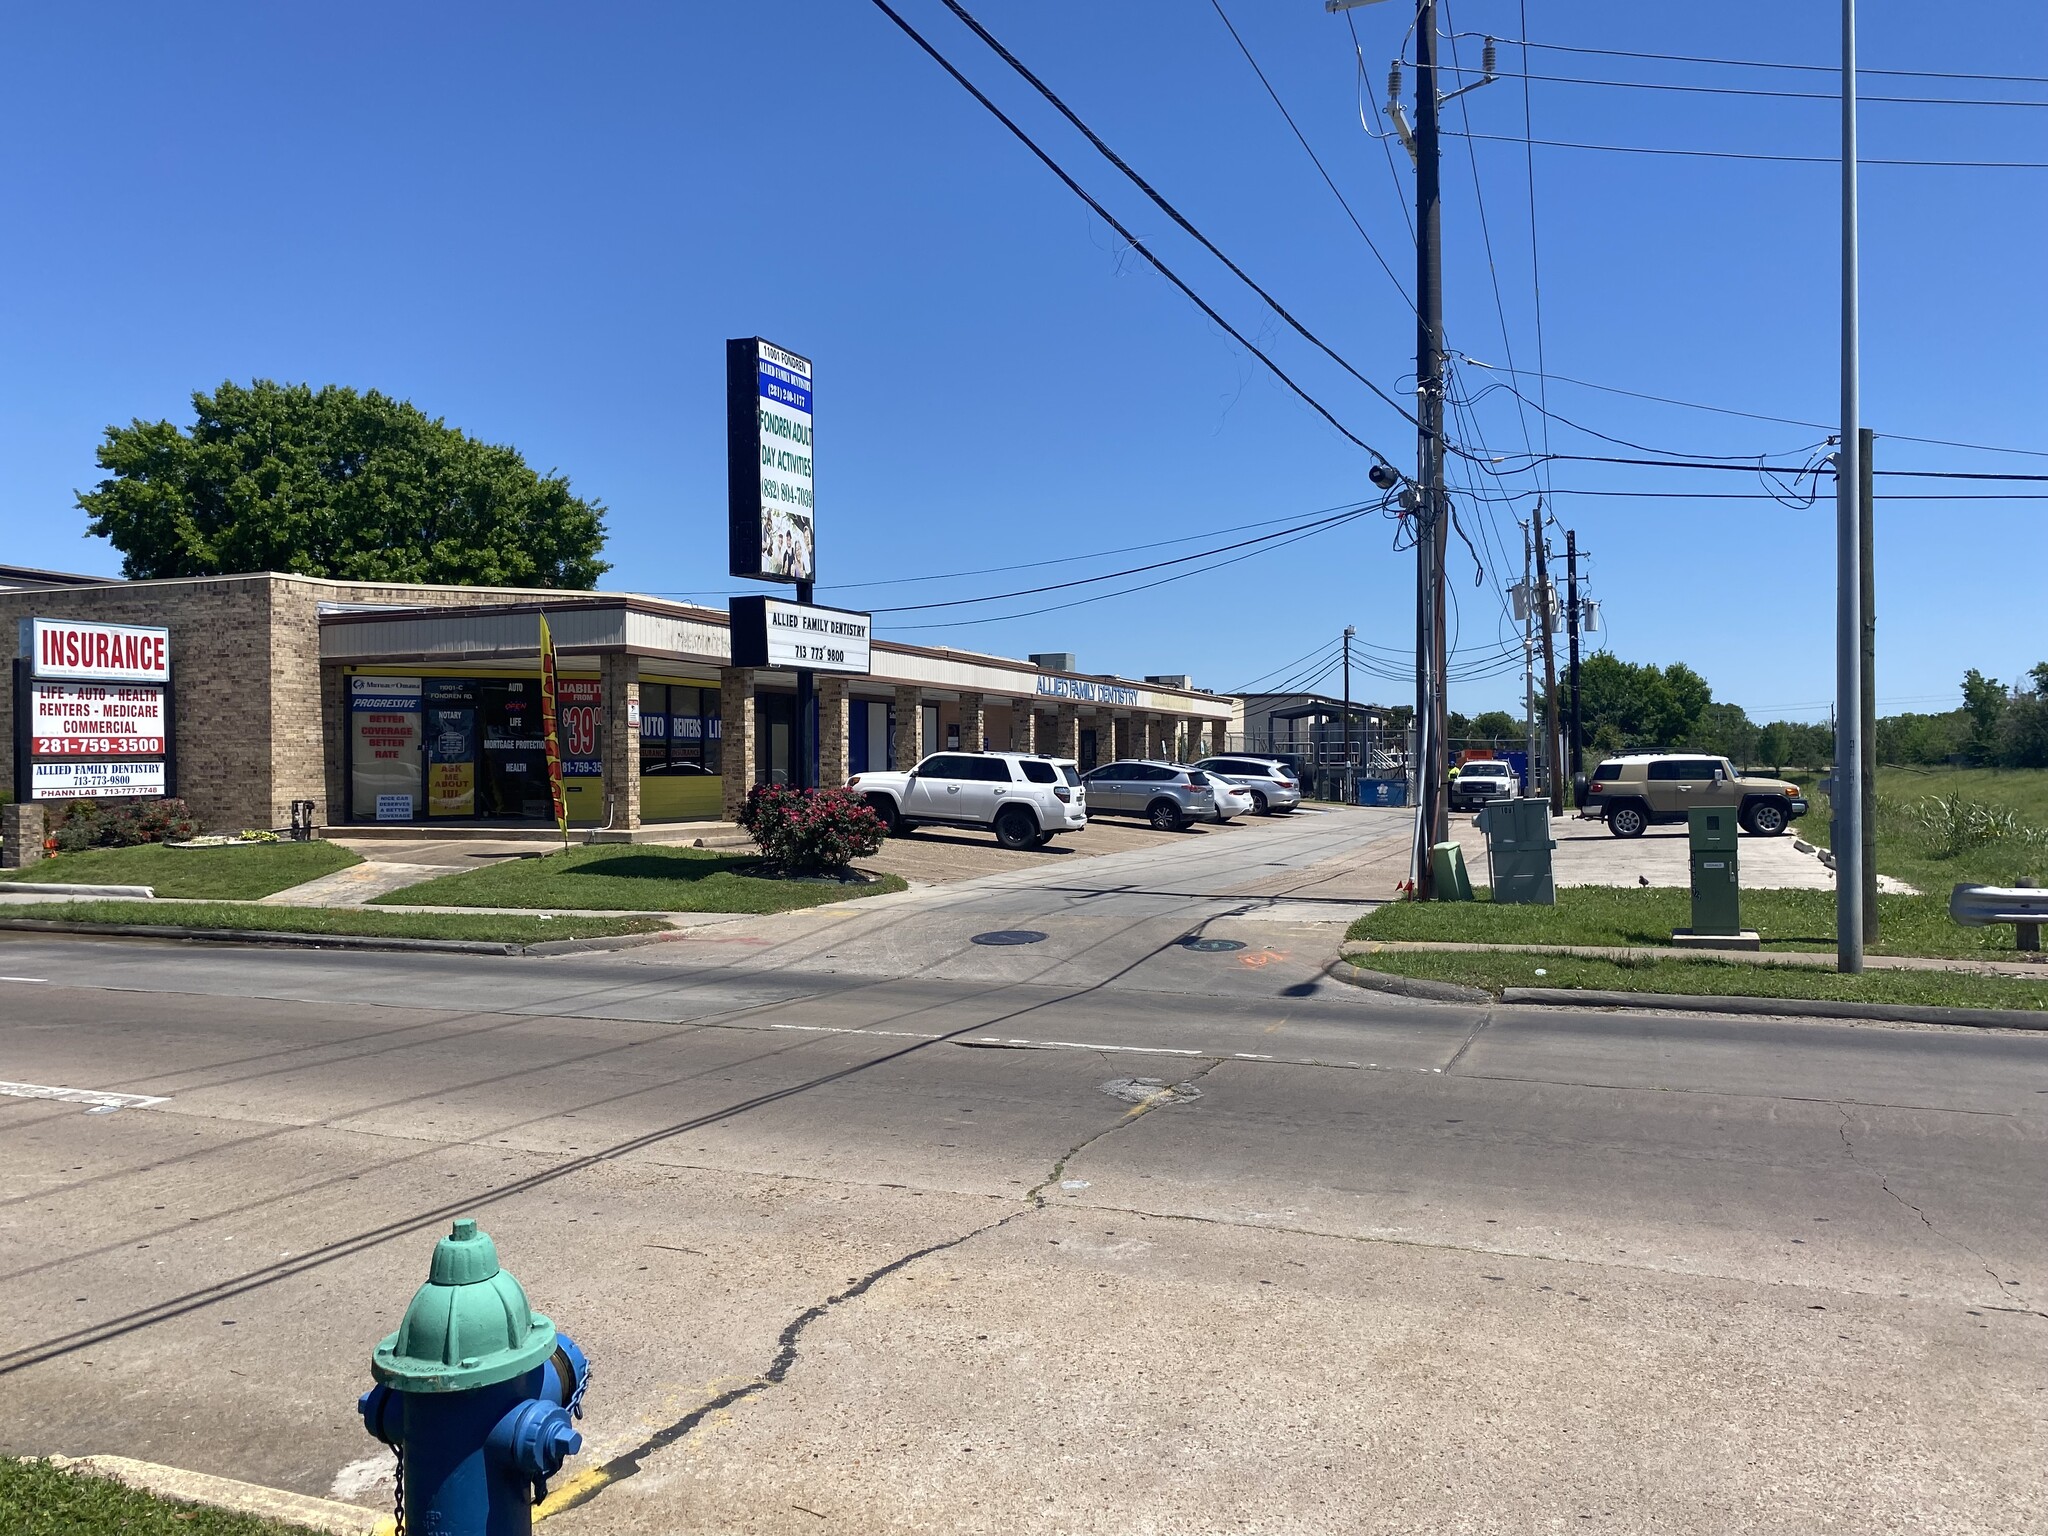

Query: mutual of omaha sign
[[728, 597, 871, 675], [31, 683, 166, 756], [727, 337, 815, 584]]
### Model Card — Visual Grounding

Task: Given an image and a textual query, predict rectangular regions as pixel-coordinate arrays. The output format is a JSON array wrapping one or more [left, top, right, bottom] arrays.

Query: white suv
[[848, 752, 1087, 849]]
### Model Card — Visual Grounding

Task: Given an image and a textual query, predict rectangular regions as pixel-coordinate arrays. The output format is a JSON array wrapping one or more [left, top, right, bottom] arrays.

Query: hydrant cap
[[372, 1218, 557, 1393]]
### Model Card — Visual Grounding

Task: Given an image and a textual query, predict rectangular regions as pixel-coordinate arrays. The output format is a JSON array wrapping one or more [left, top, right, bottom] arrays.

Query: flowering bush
[[49, 797, 199, 851], [737, 785, 886, 875]]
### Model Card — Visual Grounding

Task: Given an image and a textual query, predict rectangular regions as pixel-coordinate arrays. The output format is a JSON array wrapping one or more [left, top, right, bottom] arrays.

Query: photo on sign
[[727, 337, 815, 584]]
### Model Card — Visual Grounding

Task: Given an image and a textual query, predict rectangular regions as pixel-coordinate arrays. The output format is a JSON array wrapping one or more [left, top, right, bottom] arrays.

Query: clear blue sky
[[4, 2, 2042, 721]]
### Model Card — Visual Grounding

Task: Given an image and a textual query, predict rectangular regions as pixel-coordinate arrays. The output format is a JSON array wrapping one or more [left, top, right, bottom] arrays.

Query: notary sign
[[728, 597, 871, 675], [727, 337, 815, 584], [17, 617, 174, 800]]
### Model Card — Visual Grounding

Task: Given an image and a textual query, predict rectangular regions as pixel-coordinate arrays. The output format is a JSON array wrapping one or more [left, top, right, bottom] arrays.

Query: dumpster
[[1356, 778, 1407, 808]]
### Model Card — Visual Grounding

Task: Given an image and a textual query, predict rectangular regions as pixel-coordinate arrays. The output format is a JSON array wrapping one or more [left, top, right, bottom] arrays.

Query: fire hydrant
[[358, 1218, 589, 1536]]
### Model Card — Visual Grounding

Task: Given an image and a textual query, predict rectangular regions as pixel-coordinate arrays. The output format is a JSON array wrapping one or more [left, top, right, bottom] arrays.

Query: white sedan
[[1204, 775, 1255, 822]]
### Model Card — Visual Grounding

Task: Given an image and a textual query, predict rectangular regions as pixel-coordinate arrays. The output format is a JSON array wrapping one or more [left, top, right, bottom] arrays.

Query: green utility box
[[1430, 840, 1474, 902], [1679, 805, 1751, 944], [1476, 798, 1557, 905]]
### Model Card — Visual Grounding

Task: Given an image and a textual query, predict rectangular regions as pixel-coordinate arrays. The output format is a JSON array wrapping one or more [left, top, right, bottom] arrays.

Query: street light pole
[[1835, 0, 1865, 973]]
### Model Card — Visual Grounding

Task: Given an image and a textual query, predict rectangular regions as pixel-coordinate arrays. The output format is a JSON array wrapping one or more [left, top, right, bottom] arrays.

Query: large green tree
[[1576, 651, 1712, 752], [78, 380, 610, 586]]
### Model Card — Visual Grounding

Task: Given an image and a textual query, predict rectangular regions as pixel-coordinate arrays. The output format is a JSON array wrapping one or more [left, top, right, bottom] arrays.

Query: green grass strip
[[1349, 885, 2029, 960], [1351, 950, 2048, 1011], [0, 841, 360, 900], [0, 900, 664, 944], [372, 843, 906, 913], [0, 1459, 324, 1536]]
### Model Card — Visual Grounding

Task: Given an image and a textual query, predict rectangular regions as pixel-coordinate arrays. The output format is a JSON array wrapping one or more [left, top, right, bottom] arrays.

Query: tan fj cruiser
[[1582, 753, 1809, 838]]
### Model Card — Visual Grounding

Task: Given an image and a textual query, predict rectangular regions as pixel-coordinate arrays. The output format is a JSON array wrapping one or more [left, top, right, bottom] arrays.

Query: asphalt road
[[1, 807, 2042, 1534]]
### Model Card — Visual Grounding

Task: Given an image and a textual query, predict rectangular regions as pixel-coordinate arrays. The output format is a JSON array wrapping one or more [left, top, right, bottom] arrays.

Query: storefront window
[[640, 681, 721, 779]]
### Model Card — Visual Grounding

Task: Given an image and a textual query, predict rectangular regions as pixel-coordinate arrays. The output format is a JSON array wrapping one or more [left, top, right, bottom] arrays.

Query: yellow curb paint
[[535, 1464, 613, 1519], [36, 1455, 390, 1535]]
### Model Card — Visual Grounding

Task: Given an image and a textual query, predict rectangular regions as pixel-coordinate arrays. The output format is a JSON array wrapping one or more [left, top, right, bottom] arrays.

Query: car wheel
[[994, 807, 1038, 850], [865, 795, 904, 836], [1744, 799, 1789, 836], [1250, 790, 1269, 815], [1032, 832, 1056, 847], [1607, 802, 1648, 838], [1148, 799, 1184, 832]]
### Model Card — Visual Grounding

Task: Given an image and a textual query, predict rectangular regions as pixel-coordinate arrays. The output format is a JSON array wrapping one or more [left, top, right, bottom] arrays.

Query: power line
[[1469, 35, 2048, 88], [920, 0, 1424, 440], [870, 502, 1374, 614], [1446, 128, 2048, 169], [864, 0, 1403, 463], [1207, 0, 1414, 310], [1455, 66, 2048, 110]]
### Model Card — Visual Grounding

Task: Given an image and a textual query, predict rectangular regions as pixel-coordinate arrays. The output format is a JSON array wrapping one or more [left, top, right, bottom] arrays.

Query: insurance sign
[[727, 337, 815, 584], [729, 597, 871, 675], [30, 682, 167, 756], [24, 618, 170, 683]]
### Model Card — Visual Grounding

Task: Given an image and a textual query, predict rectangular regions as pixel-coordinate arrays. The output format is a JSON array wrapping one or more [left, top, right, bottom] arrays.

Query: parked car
[[1581, 753, 1809, 838], [1449, 759, 1517, 812], [1209, 778, 1255, 822], [1190, 755, 1302, 815], [847, 752, 1086, 849], [1078, 760, 1217, 831]]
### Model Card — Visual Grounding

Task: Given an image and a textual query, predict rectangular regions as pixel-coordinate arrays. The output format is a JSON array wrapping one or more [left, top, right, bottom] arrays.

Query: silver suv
[[848, 752, 1086, 849], [1079, 760, 1217, 831], [1191, 756, 1302, 815]]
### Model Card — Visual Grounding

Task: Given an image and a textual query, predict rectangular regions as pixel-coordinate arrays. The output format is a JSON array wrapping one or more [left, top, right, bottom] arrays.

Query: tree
[[1577, 651, 1711, 751], [1961, 669, 2006, 765], [1996, 663, 2048, 769], [1690, 701, 1758, 766], [1466, 710, 1521, 747], [78, 380, 609, 587]]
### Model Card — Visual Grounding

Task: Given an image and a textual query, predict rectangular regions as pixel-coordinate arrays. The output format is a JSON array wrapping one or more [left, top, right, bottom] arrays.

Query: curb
[[1499, 986, 2048, 1031], [0, 917, 520, 956], [1322, 957, 1489, 1004], [38, 1455, 391, 1535], [0, 881, 154, 898], [521, 927, 684, 956]]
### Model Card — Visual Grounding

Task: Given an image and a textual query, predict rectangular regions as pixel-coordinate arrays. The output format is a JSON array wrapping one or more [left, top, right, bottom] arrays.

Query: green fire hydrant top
[[372, 1218, 557, 1393]]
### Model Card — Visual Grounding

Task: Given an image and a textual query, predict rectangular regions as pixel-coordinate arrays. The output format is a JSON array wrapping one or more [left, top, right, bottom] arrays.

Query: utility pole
[[1534, 506, 1562, 813], [1412, 0, 1449, 892], [1566, 528, 1584, 789], [1521, 519, 1537, 798], [1835, 0, 1865, 973], [1859, 426, 1878, 942], [1342, 625, 1356, 789]]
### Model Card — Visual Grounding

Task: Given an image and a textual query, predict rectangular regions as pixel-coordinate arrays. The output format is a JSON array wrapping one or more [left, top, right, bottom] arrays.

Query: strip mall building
[[1, 573, 1240, 834]]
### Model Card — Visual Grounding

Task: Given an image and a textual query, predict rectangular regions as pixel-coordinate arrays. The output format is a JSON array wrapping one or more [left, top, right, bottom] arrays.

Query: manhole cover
[[1100, 1076, 1204, 1106], [1181, 937, 1245, 952], [971, 929, 1049, 946]]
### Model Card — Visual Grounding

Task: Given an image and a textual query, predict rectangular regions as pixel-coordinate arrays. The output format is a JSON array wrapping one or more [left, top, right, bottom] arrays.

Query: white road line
[[0, 976, 51, 983], [0, 1080, 169, 1111]]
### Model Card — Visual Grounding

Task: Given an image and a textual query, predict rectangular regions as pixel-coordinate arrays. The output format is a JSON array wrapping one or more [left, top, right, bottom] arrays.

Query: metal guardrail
[[1949, 884, 2048, 927]]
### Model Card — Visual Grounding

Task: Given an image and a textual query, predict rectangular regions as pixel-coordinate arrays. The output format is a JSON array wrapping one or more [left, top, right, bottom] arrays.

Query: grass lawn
[[1, 1458, 323, 1535], [0, 841, 359, 900], [371, 844, 907, 913], [1350, 950, 2048, 1012], [1808, 765, 2048, 892], [0, 900, 664, 944], [1349, 884, 2032, 959]]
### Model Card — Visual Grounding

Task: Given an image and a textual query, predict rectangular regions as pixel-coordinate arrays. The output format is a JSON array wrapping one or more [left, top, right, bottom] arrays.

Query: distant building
[[1234, 691, 1394, 767], [0, 564, 119, 591]]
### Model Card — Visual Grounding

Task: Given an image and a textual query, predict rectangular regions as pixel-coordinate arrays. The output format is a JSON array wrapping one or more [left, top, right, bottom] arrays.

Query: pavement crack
[[551, 1057, 1225, 1515], [1442, 1006, 1494, 1074], [1835, 1106, 2041, 1319]]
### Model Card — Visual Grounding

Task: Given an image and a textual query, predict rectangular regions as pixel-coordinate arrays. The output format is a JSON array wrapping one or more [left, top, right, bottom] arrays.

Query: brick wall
[[2, 573, 581, 833]]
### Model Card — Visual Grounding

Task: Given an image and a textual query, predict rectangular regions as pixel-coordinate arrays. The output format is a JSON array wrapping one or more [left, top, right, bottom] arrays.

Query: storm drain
[[1180, 937, 1245, 952], [971, 929, 1049, 946], [1099, 1076, 1204, 1107]]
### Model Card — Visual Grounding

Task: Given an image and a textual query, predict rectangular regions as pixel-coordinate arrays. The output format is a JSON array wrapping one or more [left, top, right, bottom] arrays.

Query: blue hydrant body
[[359, 1220, 588, 1536]]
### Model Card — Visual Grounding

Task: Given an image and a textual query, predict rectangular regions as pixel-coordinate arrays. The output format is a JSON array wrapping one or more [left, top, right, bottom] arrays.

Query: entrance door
[[1079, 728, 1098, 772]]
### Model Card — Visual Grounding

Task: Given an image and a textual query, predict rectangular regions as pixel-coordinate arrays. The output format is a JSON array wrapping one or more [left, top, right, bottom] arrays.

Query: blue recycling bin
[[1356, 778, 1407, 807]]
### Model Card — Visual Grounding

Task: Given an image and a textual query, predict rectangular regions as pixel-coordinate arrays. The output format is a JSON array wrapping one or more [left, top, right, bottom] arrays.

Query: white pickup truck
[[847, 752, 1087, 849]]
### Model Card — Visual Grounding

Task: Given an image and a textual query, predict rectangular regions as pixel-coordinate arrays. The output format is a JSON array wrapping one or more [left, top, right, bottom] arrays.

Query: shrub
[[737, 785, 886, 875], [48, 797, 198, 851], [1910, 792, 2045, 860]]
